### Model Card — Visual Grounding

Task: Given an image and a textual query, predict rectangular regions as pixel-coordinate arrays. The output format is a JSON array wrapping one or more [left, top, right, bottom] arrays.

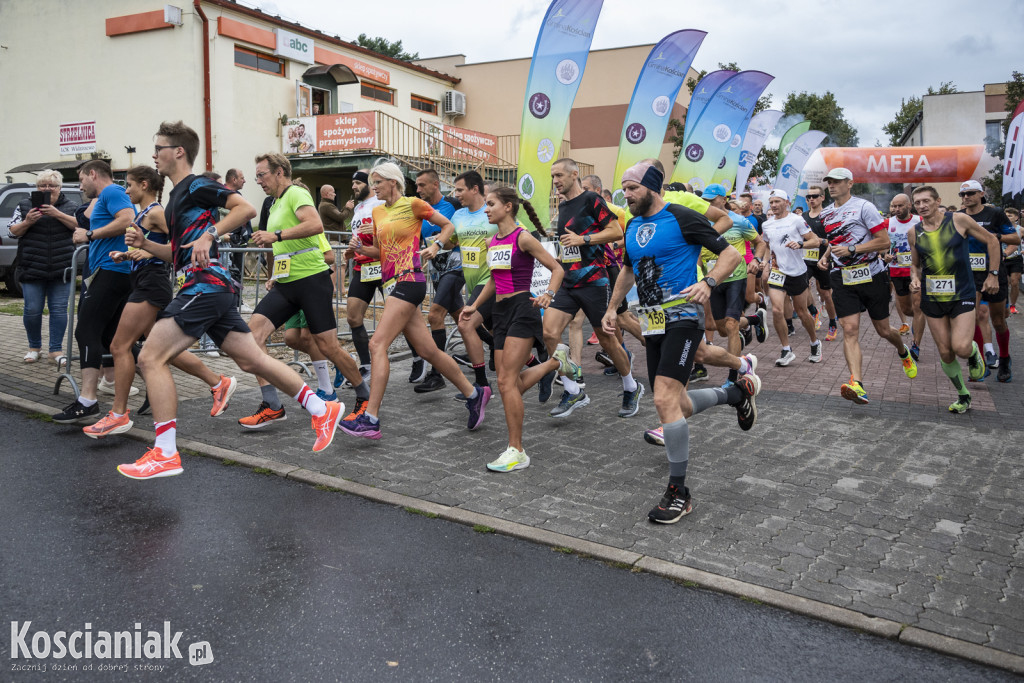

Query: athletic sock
[[312, 360, 331, 391], [738, 356, 752, 375], [526, 355, 540, 367], [621, 372, 638, 393], [663, 418, 690, 479], [79, 396, 97, 408], [431, 328, 447, 353], [808, 304, 818, 316], [212, 377, 224, 391], [940, 358, 968, 395], [996, 330, 1010, 358], [468, 386, 479, 400], [728, 369, 739, 383], [829, 318, 837, 328], [294, 385, 327, 417], [745, 314, 759, 326], [689, 385, 742, 414], [261, 384, 282, 410], [354, 382, 370, 401], [112, 411, 124, 418], [984, 342, 995, 356], [782, 346, 791, 353], [365, 412, 379, 424], [154, 419, 176, 455], [974, 325, 985, 349], [473, 363, 488, 386], [351, 325, 371, 366], [561, 377, 580, 394]]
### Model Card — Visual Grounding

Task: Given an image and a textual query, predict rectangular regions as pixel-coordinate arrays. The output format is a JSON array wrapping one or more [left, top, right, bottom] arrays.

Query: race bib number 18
[[462, 247, 482, 269]]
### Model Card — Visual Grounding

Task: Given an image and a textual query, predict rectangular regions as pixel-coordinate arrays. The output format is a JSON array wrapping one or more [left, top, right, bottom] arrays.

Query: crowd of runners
[[11, 119, 1020, 524]]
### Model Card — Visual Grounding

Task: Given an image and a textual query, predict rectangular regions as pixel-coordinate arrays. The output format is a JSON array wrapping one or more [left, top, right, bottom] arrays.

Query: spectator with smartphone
[[6, 169, 80, 363]]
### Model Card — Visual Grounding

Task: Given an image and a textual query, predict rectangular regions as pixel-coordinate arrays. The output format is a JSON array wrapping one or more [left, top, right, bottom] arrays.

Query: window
[[361, 81, 395, 105], [234, 46, 285, 77], [411, 95, 438, 115], [985, 120, 1005, 155]]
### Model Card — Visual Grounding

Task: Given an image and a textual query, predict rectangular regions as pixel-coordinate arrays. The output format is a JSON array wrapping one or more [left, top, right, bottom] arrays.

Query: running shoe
[[808, 342, 823, 363], [619, 382, 645, 418], [741, 353, 758, 375], [840, 378, 869, 405], [825, 324, 838, 342], [648, 484, 692, 524], [549, 390, 590, 418], [814, 310, 823, 330], [949, 394, 972, 413], [311, 400, 344, 452], [754, 307, 768, 343], [595, 350, 613, 367], [538, 369, 555, 403], [787, 322, 795, 337], [452, 353, 473, 367], [734, 372, 761, 431], [83, 410, 133, 439], [210, 375, 237, 417], [466, 384, 492, 430], [740, 325, 753, 348], [898, 323, 911, 335], [967, 342, 986, 381], [409, 358, 428, 383], [1010, 304, 1019, 315], [586, 332, 599, 345], [452, 392, 470, 403], [486, 446, 530, 472], [337, 364, 371, 389], [414, 370, 445, 393], [997, 356, 1012, 383], [909, 342, 920, 362], [98, 376, 139, 397], [900, 347, 918, 379], [343, 398, 368, 422], [315, 388, 338, 401], [52, 399, 99, 424], [552, 343, 582, 382], [340, 411, 382, 440], [238, 401, 286, 429], [776, 349, 796, 366], [689, 365, 709, 382], [643, 427, 665, 447], [985, 350, 998, 369], [117, 448, 183, 480]]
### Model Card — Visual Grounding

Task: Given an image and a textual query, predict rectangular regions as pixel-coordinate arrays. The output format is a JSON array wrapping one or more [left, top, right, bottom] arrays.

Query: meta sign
[[275, 28, 313, 65]]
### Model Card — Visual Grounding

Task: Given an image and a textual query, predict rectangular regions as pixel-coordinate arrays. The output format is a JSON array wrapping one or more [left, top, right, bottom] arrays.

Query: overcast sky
[[259, 0, 1022, 146]]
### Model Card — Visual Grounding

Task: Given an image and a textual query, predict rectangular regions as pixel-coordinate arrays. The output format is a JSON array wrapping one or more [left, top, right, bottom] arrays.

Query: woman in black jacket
[[7, 170, 79, 363]]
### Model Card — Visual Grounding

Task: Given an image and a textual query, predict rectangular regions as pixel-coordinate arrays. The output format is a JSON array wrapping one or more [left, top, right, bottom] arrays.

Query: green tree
[[881, 82, 959, 146], [354, 33, 419, 61], [982, 71, 1024, 202], [782, 91, 859, 147], [668, 62, 773, 162]]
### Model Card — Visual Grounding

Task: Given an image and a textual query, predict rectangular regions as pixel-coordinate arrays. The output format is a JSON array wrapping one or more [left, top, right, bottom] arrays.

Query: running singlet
[[700, 212, 757, 282], [557, 190, 614, 288], [268, 185, 330, 284], [351, 196, 385, 271], [914, 213, 976, 302], [488, 227, 534, 295], [820, 196, 887, 276], [372, 196, 434, 284], [762, 213, 811, 277], [450, 206, 496, 291], [802, 213, 826, 261], [130, 201, 167, 270], [88, 183, 134, 274], [886, 215, 921, 278], [623, 204, 728, 327], [164, 174, 237, 295], [959, 205, 1014, 271]]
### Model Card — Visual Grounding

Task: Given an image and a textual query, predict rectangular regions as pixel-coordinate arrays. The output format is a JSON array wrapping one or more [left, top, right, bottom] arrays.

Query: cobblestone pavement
[[2, 301, 1022, 661]]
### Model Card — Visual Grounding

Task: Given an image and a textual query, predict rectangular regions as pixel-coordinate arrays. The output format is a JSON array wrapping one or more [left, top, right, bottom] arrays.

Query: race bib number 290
[[841, 264, 872, 285]]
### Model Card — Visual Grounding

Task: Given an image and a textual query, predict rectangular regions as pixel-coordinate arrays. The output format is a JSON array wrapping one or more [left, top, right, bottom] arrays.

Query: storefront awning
[[303, 63, 359, 85], [6, 159, 103, 174]]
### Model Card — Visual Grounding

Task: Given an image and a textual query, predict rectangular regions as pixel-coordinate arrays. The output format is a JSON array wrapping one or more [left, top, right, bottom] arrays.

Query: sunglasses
[[958, 191, 979, 197], [806, 194, 822, 199]]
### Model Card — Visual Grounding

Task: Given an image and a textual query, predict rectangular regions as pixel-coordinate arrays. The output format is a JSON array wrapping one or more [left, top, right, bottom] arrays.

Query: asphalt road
[[0, 408, 1013, 682]]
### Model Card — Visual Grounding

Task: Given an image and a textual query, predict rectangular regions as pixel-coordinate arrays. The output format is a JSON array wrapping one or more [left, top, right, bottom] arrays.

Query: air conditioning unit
[[443, 91, 466, 117]]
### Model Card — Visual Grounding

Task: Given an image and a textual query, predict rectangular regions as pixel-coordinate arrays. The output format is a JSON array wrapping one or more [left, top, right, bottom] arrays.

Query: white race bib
[[361, 261, 382, 282], [488, 244, 513, 270], [896, 252, 912, 267], [560, 244, 581, 264], [382, 277, 397, 298], [841, 264, 872, 286], [969, 253, 986, 272], [462, 247, 483, 269], [925, 275, 955, 297], [767, 270, 786, 287]]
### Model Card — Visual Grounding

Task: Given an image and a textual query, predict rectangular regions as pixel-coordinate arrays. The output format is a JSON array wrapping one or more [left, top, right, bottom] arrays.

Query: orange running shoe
[[117, 448, 183, 480], [210, 375, 238, 417], [825, 325, 838, 342], [343, 398, 368, 422], [311, 400, 344, 452], [238, 401, 286, 429], [586, 332, 599, 345], [83, 410, 133, 439], [898, 323, 911, 335]]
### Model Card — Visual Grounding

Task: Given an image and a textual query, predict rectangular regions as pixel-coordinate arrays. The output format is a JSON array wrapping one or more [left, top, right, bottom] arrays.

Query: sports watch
[[274, 230, 283, 242]]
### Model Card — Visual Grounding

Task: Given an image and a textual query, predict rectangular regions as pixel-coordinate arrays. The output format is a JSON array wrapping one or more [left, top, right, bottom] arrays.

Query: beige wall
[[453, 44, 699, 187]]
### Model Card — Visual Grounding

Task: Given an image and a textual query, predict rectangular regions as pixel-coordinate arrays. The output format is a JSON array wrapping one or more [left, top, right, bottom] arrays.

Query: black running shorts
[[549, 283, 609, 330], [492, 291, 543, 350], [830, 270, 891, 321], [254, 269, 337, 334], [127, 264, 173, 309], [644, 322, 704, 389], [159, 290, 250, 345]]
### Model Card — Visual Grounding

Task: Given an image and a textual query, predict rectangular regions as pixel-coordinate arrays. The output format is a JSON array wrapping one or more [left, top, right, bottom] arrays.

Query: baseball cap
[[769, 189, 790, 202], [823, 167, 854, 181], [959, 180, 983, 193], [703, 183, 728, 198]]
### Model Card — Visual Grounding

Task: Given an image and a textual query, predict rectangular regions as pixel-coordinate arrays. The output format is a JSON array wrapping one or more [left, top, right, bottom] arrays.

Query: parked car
[[0, 183, 84, 296]]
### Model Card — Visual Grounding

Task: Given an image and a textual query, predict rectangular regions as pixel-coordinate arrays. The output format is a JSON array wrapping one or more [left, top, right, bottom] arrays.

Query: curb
[[6, 390, 1023, 675]]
